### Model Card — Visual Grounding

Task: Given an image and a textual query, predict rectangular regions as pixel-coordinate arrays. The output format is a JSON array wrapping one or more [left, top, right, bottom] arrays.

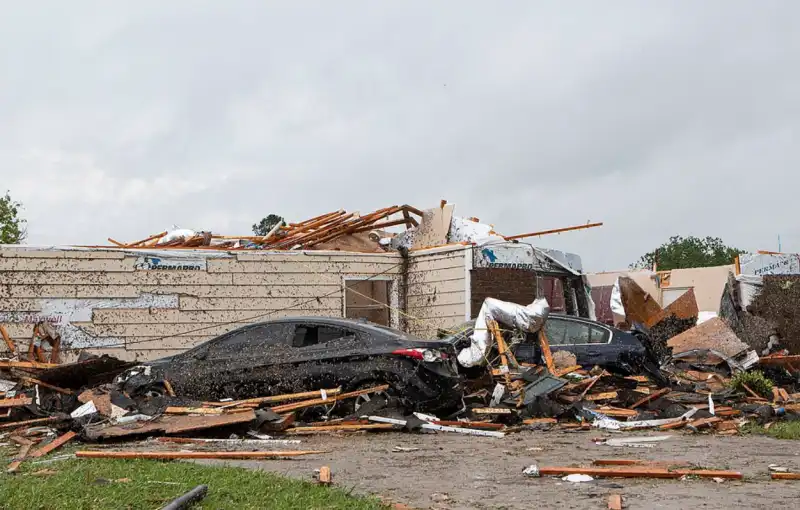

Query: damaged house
[[0, 203, 596, 362]]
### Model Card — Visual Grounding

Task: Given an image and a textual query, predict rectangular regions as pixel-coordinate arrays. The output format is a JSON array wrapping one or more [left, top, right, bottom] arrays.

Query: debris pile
[[94, 201, 602, 254]]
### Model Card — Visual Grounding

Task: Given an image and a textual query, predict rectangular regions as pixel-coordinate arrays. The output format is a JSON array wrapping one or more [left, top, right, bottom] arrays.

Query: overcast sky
[[1, 2, 797, 271]]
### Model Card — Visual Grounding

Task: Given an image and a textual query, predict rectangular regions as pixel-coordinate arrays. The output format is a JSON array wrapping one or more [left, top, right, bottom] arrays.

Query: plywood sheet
[[667, 317, 749, 357], [413, 204, 455, 249]]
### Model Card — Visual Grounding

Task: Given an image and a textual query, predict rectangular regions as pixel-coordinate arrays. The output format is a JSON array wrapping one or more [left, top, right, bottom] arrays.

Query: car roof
[[234, 316, 421, 339]]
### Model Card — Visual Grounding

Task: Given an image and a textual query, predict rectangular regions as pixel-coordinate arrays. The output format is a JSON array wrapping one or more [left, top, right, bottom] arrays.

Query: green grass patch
[[742, 420, 800, 440], [0, 457, 386, 510], [730, 370, 774, 398]]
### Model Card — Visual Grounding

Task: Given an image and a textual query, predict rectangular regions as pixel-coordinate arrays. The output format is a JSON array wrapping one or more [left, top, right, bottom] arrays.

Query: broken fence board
[[0, 398, 33, 408], [7, 442, 34, 474], [771, 472, 800, 480], [531, 466, 742, 480], [286, 424, 395, 435], [0, 416, 68, 431], [271, 385, 388, 413], [76, 450, 327, 460], [629, 388, 671, 409], [204, 388, 342, 407], [29, 431, 77, 458], [85, 409, 257, 440], [585, 391, 618, 402]]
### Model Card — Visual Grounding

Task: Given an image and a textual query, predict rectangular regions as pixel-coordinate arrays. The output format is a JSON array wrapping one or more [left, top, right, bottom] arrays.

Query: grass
[[742, 420, 800, 440], [0, 455, 387, 510]]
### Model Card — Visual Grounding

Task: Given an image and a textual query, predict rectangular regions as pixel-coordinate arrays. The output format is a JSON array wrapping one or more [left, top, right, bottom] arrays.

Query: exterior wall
[[405, 246, 469, 338], [586, 270, 658, 297], [665, 265, 733, 312], [470, 268, 536, 317], [0, 247, 402, 361], [586, 265, 734, 315]]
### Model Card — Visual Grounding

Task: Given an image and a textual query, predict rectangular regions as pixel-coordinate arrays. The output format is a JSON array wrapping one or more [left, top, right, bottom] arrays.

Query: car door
[[545, 317, 614, 366], [179, 323, 293, 398]]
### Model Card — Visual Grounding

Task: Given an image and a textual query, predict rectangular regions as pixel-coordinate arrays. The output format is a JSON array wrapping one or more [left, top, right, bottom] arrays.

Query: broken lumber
[[527, 465, 743, 480], [433, 420, 505, 430], [741, 383, 763, 399], [163, 380, 176, 397], [0, 361, 58, 370], [472, 407, 512, 415], [523, 418, 558, 425], [75, 450, 326, 460], [285, 424, 395, 435], [205, 388, 342, 407], [608, 494, 622, 510], [593, 459, 689, 467], [553, 365, 582, 378], [629, 388, 671, 409], [687, 417, 723, 429], [0, 415, 68, 431], [585, 391, 618, 402], [597, 407, 639, 418], [771, 472, 800, 480], [19, 377, 74, 395], [0, 325, 14, 353], [538, 330, 555, 373], [29, 431, 77, 458], [318, 466, 332, 485], [270, 385, 389, 413], [165, 407, 223, 415], [578, 376, 601, 399], [7, 442, 34, 474], [0, 398, 33, 408]]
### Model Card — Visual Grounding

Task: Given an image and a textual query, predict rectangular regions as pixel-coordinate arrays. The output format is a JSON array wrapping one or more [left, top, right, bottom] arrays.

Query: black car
[[115, 317, 463, 415], [444, 314, 664, 380]]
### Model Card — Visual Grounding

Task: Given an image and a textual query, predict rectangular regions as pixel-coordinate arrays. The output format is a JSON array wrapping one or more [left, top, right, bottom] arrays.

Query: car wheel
[[348, 382, 392, 415]]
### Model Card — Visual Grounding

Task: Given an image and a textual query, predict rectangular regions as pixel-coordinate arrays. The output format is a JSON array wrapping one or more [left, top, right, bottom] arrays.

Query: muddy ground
[[197, 430, 800, 509]]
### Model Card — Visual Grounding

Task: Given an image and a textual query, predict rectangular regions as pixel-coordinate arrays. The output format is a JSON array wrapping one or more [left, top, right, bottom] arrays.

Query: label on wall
[[473, 244, 570, 274], [134, 256, 206, 271], [739, 253, 800, 276]]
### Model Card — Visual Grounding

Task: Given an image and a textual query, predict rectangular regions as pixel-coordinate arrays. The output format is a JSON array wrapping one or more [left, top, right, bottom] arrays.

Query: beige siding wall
[[405, 246, 469, 338], [0, 247, 402, 361]]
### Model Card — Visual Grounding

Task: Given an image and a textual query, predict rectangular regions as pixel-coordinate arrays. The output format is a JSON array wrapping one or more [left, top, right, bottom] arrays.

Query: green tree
[[252, 214, 285, 237], [0, 192, 27, 244], [631, 235, 744, 270]]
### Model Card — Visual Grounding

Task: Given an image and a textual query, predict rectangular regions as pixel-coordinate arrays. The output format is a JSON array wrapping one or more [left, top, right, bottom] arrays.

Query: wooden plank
[[285, 424, 395, 435], [629, 388, 671, 409], [597, 407, 639, 418], [534, 466, 742, 480], [0, 325, 15, 353], [85, 410, 256, 439], [585, 391, 618, 402], [608, 494, 622, 510], [523, 418, 558, 425], [76, 450, 326, 460], [0, 361, 58, 370], [165, 407, 223, 415], [472, 407, 513, 415], [0, 416, 67, 431], [771, 472, 800, 480], [270, 385, 389, 414], [163, 380, 176, 397], [741, 383, 762, 399], [553, 365, 582, 378], [433, 420, 505, 430], [318, 466, 332, 485], [539, 330, 555, 373], [29, 431, 77, 458], [0, 398, 33, 409], [687, 417, 723, 429], [19, 377, 74, 395], [7, 442, 34, 473]]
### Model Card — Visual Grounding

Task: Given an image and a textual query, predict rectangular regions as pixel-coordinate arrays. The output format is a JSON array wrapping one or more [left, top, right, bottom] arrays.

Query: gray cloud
[[1, 1, 798, 270]]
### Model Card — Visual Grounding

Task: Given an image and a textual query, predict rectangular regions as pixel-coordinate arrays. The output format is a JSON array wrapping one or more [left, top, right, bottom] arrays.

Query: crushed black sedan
[[115, 317, 464, 415], [444, 314, 666, 383]]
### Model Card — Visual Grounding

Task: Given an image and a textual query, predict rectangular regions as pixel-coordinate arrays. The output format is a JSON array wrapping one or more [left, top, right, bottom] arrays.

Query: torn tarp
[[457, 297, 549, 367]]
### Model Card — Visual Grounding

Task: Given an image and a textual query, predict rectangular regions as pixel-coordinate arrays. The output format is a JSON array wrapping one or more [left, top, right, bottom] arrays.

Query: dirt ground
[[196, 430, 800, 510]]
